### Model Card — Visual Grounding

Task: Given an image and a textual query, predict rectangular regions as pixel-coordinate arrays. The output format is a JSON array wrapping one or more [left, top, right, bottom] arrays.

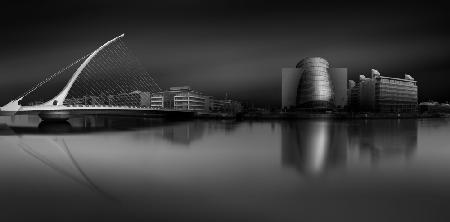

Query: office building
[[150, 91, 177, 109], [150, 86, 242, 113], [173, 87, 207, 111], [150, 86, 209, 111], [349, 69, 418, 113]]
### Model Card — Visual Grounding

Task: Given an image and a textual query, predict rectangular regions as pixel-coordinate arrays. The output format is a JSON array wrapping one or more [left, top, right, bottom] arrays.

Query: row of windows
[[174, 96, 206, 101], [379, 79, 416, 86], [377, 101, 418, 106], [376, 85, 417, 91], [378, 93, 418, 98], [376, 90, 418, 95], [377, 92, 418, 97]]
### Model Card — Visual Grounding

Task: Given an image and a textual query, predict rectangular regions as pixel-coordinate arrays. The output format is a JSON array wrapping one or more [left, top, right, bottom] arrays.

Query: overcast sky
[[1, 0, 449, 106]]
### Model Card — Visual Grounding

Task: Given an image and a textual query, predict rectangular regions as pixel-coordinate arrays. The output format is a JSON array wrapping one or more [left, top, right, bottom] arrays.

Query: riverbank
[[195, 111, 450, 120], [243, 112, 450, 120]]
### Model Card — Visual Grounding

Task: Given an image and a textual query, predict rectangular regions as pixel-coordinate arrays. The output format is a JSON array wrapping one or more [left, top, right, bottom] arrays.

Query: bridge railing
[[62, 104, 164, 110]]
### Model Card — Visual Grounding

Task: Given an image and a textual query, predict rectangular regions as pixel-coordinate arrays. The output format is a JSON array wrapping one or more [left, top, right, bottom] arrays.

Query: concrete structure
[[349, 69, 418, 113], [281, 57, 347, 111]]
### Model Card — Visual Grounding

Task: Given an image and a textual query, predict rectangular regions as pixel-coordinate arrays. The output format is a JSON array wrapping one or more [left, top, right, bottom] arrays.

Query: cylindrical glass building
[[296, 57, 334, 110]]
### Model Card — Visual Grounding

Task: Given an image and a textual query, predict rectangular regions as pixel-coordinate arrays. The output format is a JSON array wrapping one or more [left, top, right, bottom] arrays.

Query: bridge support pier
[[38, 111, 72, 122]]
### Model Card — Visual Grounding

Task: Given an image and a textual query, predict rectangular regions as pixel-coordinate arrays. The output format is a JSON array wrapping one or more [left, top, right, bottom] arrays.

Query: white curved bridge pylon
[[1, 34, 162, 114]]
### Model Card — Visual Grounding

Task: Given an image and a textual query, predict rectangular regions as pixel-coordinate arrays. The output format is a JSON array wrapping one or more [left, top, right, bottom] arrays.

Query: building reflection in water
[[281, 120, 348, 176], [158, 121, 207, 145], [347, 120, 418, 164], [156, 120, 239, 145], [281, 119, 418, 176]]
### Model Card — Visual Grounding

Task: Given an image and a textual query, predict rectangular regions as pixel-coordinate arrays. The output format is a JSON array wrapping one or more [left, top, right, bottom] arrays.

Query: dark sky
[[1, 0, 449, 106]]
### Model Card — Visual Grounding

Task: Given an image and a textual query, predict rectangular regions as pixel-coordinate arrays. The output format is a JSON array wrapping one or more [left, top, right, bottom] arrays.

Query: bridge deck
[[0, 105, 195, 120]]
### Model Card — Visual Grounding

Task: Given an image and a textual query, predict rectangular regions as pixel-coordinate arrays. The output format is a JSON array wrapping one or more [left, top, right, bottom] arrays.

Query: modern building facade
[[349, 69, 418, 113], [150, 86, 208, 111], [149, 86, 242, 113], [150, 91, 177, 109], [281, 57, 347, 111], [174, 89, 207, 111], [295, 57, 335, 110]]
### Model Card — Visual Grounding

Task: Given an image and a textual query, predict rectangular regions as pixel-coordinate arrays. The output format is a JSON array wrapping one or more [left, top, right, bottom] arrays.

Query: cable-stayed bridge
[[0, 34, 193, 120]]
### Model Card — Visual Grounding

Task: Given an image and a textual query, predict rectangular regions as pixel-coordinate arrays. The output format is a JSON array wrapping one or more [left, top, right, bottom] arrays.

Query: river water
[[1, 115, 450, 222]]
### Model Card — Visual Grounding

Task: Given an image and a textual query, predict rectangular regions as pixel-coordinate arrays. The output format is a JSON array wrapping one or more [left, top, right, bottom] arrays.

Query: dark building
[[329, 68, 348, 109]]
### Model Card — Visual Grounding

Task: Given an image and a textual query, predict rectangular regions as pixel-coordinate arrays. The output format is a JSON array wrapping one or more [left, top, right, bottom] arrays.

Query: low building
[[419, 102, 450, 113], [209, 97, 225, 112], [222, 99, 243, 114], [150, 86, 209, 111], [149, 86, 242, 113]]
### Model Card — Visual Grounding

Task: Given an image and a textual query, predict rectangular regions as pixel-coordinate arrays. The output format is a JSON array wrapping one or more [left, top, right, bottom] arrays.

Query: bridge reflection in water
[[281, 120, 418, 176]]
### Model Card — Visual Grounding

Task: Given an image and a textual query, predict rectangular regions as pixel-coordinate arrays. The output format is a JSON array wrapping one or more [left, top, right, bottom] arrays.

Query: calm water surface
[[1, 115, 450, 222]]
